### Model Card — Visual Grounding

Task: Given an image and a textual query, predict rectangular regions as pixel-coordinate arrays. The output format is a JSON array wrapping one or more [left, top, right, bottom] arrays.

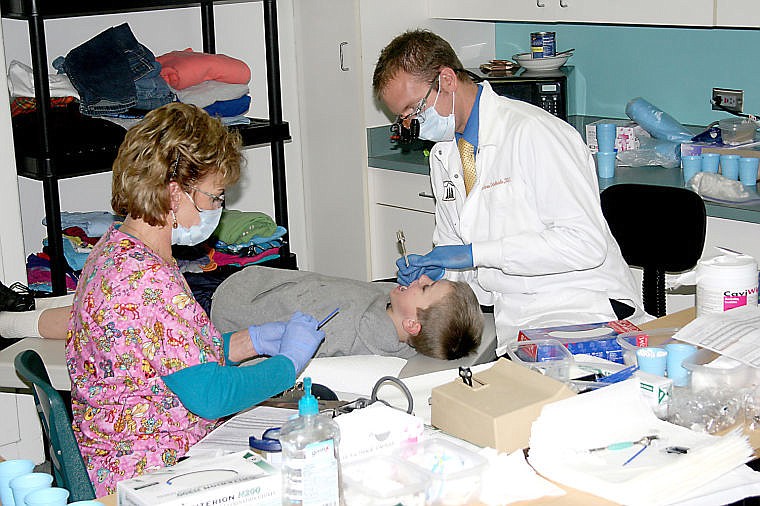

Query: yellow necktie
[[457, 137, 476, 195]]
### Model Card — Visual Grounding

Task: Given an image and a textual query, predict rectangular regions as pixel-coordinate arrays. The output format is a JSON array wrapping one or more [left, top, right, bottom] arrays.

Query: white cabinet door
[[555, 0, 715, 25], [716, 0, 760, 27], [430, 0, 715, 26], [294, 0, 370, 280], [368, 168, 436, 280], [429, 0, 557, 22]]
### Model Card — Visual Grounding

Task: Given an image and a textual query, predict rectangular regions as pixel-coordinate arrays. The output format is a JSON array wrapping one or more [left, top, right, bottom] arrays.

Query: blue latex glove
[[278, 311, 325, 374], [413, 244, 474, 270], [396, 255, 444, 286], [248, 321, 287, 356]]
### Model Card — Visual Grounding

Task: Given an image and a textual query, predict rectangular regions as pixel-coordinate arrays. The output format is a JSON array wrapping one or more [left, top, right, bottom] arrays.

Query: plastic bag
[[625, 97, 694, 143], [616, 136, 681, 168]]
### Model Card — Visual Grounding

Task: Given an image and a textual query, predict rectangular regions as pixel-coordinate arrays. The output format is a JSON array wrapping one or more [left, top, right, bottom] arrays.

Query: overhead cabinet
[[429, 0, 715, 27], [715, 0, 760, 27]]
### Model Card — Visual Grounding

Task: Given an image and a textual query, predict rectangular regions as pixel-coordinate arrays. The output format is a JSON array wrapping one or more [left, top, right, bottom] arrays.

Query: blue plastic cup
[[595, 150, 617, 179], [9, 472, 52, 506], [23, 487, 69, 506], [596, 123, 617, 152], [636, 347, 667, 376], [0, 459, 35, 506], [720, 154, 741, 180], [681, 155, 702, 184], [701, 152, 721, 173], [68, 502, 106, 506], [665, 343, 698, 387], [739, 157, 759, 186]]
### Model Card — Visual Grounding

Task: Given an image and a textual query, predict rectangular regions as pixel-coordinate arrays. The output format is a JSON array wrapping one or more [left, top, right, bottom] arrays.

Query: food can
[[530, 31, 556, 59]]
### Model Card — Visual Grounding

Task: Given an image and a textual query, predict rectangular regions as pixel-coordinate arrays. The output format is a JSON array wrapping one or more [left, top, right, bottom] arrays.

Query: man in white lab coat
[[373, 30, 645, 354]]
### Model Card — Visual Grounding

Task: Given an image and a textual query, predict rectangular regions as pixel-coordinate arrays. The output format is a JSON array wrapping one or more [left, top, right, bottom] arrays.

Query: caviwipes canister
[[696, 252, 759, 316]]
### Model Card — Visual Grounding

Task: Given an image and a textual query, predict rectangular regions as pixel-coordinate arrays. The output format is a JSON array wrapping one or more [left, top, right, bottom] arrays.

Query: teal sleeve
[[222, 331, 239, 366], [162, 355, 295, 420]]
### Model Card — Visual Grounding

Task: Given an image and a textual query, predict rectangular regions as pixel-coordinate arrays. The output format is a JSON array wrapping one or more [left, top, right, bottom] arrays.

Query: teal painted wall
[[495, 23, 760, 127]]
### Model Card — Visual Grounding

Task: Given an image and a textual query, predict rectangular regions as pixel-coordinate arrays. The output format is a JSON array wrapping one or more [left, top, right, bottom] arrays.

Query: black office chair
[[14, 350, 96, 502], [600, 184, 706, 317]]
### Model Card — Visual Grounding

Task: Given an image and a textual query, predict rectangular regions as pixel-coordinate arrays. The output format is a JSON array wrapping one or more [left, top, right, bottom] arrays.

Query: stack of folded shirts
[[158, 49, 252, 125]]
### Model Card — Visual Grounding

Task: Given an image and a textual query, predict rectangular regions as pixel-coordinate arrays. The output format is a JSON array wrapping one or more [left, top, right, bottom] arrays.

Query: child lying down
[[0, 266, 484, 360], [211, 266, 484, 360]]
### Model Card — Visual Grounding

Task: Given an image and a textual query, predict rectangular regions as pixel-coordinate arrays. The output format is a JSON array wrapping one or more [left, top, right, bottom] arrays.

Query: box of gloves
[[117, 451, 280, 506], [586, 119, 650, 153], [517, 320, 641, 364]]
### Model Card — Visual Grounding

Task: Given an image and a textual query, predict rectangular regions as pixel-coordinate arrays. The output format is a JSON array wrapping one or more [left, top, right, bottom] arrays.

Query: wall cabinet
[[293, 0, 370, 281], [715, 0, 760, 27], [368, 168, 435, 280], [429, 0, 715, 27]]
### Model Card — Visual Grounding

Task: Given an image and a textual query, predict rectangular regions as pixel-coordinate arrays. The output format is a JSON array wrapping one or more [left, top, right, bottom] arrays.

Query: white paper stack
[[528, 379, 759, 506]]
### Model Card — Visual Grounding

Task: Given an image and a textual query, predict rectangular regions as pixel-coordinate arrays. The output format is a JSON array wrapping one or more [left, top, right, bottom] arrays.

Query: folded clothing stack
[[158, 49, 252, 124]]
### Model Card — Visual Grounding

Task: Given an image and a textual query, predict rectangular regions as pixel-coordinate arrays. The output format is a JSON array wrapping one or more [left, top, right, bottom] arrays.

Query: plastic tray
[[616, 328, 680, 366], [394, 438, 486, 506], [342, 455, 430, 506], [506, 338, 574, 380], [682, 349, 757, 392]]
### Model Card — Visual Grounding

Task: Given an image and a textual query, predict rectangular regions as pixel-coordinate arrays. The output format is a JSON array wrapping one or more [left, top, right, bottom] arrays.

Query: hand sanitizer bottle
[[280, 378, 343, 505]]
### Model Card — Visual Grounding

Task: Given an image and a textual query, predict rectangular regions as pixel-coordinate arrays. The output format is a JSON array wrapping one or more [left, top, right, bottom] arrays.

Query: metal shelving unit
[[1, 0, 295, 294]]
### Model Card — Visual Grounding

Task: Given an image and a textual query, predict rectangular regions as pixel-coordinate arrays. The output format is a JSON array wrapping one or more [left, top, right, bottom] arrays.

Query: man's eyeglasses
[[394, 76, 439, 129], [187, 185, 225, 210]]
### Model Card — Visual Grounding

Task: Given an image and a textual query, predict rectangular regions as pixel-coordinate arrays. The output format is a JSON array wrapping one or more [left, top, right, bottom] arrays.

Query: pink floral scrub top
[[66, 225, 224, 496]]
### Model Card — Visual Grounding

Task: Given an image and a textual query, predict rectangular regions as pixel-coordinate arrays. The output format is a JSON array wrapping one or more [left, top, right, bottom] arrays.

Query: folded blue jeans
[[54, 23, 157, 116]]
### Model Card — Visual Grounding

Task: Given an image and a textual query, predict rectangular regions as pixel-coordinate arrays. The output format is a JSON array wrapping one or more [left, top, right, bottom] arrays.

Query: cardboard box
[[585, 119, 650, 153], [430, 359, 575, 453], [518, 320, 641, 364], [680, 141, 760, 159], [117, 451, 280, 506]]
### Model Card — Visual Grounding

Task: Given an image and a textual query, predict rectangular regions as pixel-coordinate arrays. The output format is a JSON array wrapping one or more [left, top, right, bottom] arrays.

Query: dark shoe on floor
[[0, 281, 35, 311]]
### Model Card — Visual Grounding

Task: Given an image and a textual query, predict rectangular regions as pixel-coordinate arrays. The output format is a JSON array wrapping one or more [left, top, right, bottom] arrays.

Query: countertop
[[367, 117, 760, 224]]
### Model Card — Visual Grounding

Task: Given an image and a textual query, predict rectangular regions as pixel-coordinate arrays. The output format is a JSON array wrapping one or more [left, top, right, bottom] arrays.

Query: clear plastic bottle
[[280, 378, 343, 506]]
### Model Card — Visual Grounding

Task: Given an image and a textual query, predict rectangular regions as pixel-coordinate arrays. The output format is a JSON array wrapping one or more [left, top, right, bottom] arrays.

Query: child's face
[[389, 275, 453, 316]]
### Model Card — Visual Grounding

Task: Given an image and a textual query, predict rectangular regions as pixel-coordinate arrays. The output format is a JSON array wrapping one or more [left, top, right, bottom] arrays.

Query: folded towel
[[157, 49, 250, 90]]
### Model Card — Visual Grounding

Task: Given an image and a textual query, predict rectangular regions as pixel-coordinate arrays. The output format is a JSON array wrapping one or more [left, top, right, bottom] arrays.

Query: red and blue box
[[517, 320, 641, 364]]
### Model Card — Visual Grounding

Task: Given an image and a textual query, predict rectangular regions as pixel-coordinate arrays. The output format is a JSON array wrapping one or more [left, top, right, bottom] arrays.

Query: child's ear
[[402, 318, 421, 336]]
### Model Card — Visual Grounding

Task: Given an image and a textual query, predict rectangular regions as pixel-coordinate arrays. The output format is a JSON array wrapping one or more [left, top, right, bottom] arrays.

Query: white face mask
[[171, 193, 223, 246], [418, 79, 456, 142]]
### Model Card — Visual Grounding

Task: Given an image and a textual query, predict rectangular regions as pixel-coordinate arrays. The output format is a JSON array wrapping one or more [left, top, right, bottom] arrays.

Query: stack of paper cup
[[595, 123, 617, 179]]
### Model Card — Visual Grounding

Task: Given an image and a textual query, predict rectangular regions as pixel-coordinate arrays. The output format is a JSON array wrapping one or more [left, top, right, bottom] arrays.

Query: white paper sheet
[[297, 355, 407, 398], [187, 406, 296, 458], [528, 379, 759, 506], [671, 307, 760, 367]]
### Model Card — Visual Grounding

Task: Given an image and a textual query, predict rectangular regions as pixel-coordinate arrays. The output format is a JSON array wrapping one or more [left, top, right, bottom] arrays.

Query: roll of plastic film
[[696, 253, 759, 316]]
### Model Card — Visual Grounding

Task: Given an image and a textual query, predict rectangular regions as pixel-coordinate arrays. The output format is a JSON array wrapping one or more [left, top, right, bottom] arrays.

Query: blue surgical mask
[[171, 195, 223, 246], [418, 80, 456, 142]]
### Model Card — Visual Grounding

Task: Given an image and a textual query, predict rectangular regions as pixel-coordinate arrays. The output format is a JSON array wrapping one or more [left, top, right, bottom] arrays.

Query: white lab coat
[[428, 82, 645, 353]]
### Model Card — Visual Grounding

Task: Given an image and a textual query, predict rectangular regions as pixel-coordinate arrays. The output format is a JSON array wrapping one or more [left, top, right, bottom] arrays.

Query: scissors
[[397, 230, 409, 267]]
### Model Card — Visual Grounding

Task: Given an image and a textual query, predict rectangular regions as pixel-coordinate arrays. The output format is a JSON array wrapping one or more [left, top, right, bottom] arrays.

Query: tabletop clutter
[[57, 246, 757, 505]]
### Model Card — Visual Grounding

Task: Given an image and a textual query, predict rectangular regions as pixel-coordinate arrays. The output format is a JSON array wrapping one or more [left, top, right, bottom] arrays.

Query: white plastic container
[[280, 378, 342, 506], [506, 338, 574, 380], [342, 455, 430, 506], [616, 328, 680, 366], [682, 349, 756, 392], [394, 438, 486, 506], [696, 253, 758, 316]]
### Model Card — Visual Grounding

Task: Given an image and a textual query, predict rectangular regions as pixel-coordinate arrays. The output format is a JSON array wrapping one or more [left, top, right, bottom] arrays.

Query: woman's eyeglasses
[[187, 185, 225, 210]]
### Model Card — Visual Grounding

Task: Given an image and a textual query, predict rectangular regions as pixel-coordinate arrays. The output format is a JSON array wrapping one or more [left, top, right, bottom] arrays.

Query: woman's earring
[[171, 210, 178, 229]]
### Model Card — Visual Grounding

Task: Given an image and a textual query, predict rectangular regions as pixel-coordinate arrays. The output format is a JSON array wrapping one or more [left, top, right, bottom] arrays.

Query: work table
[[366, 117, 760, 225]]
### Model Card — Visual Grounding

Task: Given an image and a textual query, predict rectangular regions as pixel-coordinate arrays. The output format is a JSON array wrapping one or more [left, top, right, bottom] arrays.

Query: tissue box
[[335, 402, 424, 463], [518, 320, 641, 364], [586, 119, 650, 153], [117, 451, 280, 506], [431, 359, 576, 452]]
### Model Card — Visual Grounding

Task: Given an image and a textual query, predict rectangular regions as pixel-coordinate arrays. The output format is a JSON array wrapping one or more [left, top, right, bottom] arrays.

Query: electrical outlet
[[712, 88, 744, 113]]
